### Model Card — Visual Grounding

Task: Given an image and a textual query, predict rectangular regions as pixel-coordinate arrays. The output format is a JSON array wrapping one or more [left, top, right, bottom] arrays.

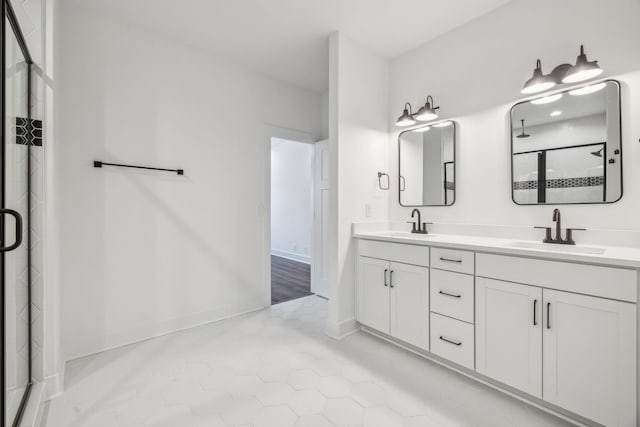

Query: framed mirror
[[399, 121, 456, 206], [510, 80, 621, 205]]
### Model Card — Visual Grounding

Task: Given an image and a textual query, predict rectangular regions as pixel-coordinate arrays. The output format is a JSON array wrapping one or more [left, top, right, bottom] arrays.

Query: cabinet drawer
[[358, 239, 429, 267], [430, 313, 475, 370], [430, 270, 474, 323], [431, 247, 474, 274]]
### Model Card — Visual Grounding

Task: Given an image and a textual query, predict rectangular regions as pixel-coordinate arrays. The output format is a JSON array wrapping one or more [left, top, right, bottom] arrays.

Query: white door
[[312, 139, 329, 298], [475, 278, 542, 397], [357, 256, 390, 334], [543, 289, 636, 427], [389, 262, 429, 350]]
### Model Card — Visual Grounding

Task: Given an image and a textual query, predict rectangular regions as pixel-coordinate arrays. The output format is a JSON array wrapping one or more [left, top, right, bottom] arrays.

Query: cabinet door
[[357, 256, 390, 334], [476, 278, 542, 397], [543, 289, 636, 427], [389, 262, 429, 350]]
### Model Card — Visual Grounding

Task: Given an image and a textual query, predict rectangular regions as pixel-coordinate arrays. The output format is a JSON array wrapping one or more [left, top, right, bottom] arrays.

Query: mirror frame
[[509, 79, 623, 206], [398, 121, 457, 207]]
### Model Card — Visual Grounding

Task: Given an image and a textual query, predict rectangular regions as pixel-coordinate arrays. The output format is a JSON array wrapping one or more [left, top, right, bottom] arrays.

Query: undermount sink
[[376, 231, 435, 240], [508, 241, 606, 255]]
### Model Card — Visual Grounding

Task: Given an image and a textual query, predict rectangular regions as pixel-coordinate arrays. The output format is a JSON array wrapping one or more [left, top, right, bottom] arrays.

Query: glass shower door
[[3, 10, 31, 426], [545, 144, 606, 204]]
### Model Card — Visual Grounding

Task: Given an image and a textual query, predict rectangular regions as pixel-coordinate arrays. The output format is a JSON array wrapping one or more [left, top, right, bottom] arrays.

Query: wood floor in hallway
[[271, 255, 312, 305]]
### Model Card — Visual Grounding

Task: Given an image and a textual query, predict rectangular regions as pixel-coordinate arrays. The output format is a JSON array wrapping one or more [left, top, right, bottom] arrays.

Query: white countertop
[[353, 229, 640, 269]]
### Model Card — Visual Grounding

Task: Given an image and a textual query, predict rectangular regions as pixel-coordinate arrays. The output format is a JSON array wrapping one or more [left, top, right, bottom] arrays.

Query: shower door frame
[[1, 0, 34, 425]]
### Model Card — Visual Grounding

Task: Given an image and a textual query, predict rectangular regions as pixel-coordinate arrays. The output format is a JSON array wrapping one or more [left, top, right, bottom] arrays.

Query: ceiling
[[63, 0, 512, 93]]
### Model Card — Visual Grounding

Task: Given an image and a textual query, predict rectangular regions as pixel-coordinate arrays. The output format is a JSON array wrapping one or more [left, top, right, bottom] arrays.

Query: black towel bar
[[94, 161, 184, 175]]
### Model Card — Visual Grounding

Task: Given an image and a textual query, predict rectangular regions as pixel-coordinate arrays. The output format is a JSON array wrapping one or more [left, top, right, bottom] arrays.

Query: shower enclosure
[[1, 1, 35, 425]]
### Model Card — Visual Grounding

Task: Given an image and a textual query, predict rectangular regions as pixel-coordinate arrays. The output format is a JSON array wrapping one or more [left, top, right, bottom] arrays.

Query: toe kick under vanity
[[353, 229, 639, 427]]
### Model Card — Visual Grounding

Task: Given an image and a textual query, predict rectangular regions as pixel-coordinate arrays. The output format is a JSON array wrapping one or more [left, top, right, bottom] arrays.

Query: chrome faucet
[[535, 209, 586, 245], [408, 209, 432, 234]]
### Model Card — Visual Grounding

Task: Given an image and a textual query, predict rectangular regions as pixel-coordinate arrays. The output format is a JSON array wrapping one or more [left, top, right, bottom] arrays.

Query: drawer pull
[[439, 257, 462, 263], [439, 335, 462, 346], [439, 290, 461, 298]]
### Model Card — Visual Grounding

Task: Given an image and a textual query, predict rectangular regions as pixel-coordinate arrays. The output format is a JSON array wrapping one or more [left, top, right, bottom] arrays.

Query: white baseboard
[[271, 249, 311, 264], [65, 303, 268, 362], [42, 367, 65, 401], [325, 317, 359, 339]]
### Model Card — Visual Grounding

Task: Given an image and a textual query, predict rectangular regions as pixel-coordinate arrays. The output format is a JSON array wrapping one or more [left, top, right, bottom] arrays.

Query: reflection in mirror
[[510, 80, 621, 205], [399, 121, 455, 206]]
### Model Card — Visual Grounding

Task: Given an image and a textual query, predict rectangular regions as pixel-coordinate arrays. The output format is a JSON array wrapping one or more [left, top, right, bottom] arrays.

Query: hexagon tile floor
[[40, 296, 573, 427]]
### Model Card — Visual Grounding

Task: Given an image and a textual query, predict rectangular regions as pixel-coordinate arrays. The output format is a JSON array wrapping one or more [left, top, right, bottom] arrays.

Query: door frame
[[263, 125, 315, 306]]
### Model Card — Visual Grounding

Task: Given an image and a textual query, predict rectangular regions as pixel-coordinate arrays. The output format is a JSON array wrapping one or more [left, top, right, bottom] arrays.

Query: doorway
[[270, 137, 314, 304]]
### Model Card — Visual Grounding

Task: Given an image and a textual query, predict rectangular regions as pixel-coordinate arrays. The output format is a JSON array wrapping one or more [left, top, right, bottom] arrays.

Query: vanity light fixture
[[396, 103, 416, 127], [433, 120, 453, 127], [562, 45, 603, 84], [569, 82, 606, 96], [531, 93, 563, 105], [550, 110, 562, 117], [415, 96, 439, 122], [521, 59, 556, 94], [395, 96, 440, 127], [521, 45, 603, 95], [412, 126, 431, 133]]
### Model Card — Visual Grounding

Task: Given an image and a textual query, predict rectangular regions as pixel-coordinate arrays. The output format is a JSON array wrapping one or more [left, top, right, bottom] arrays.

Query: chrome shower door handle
[[0, 208, 23, 252]]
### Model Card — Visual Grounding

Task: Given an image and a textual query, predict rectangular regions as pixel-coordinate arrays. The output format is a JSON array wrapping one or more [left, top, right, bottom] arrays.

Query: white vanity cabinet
[[358, 257, 391, 333], [476, 254, 637, 427], [476, 278, 543, 397], [542, 289, 636, 427], [356, 240, 430, 350], [429, 248, 475, 369], [389, 262, 430, 349], [354, 234, 639, 426]]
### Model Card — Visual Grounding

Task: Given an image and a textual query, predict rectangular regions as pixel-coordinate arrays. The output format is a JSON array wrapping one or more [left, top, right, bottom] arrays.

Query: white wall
[[327, 33, 389, 337], [271, 138, 313, 263], [58, 4, 323, 360], [388, 0, 640, 230]]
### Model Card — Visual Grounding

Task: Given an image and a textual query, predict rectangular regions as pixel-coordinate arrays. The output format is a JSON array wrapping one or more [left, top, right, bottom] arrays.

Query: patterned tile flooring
[[40, 296, 573, 427]]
